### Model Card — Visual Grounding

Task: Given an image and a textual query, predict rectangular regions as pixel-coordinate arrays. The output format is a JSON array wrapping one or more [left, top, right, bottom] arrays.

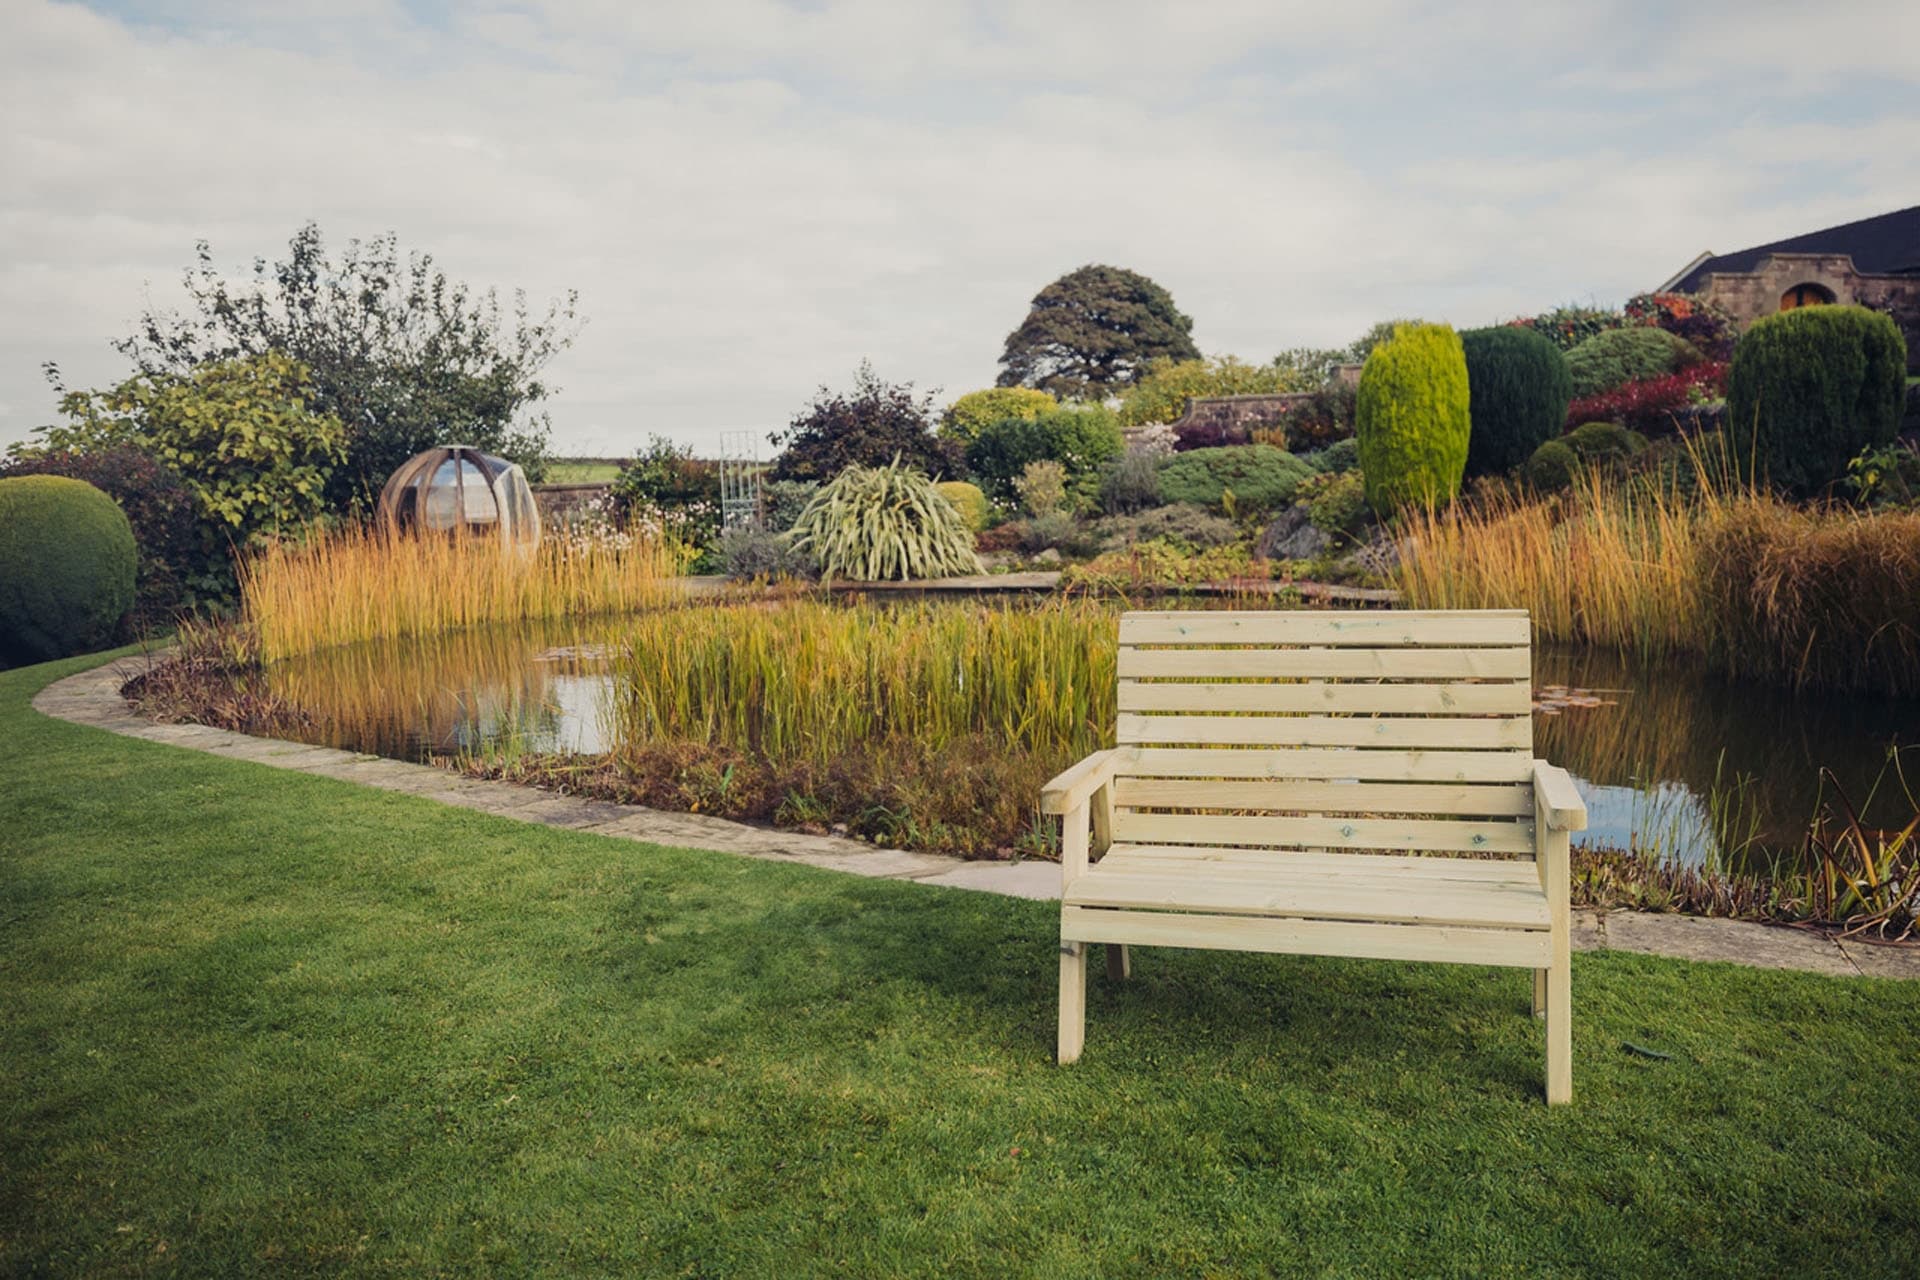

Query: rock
[[1256, 507, 1329, 561], [1032, 547, 1063, 565]]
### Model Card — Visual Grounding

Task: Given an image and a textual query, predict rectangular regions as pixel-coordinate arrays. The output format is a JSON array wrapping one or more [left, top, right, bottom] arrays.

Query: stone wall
[[531, 482, 611, 525], [1692, 252, 1920, 371], [1166, 393, 1314, 438]]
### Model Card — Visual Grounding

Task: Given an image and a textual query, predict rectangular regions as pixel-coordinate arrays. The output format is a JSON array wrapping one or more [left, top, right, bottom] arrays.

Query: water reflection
[[259, 621, 1915, 867]]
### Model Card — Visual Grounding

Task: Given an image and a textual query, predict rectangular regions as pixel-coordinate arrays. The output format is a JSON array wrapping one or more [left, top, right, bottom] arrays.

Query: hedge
[[1356, 323, 1470, 513], [0, 475, 137, 665], [1461, 326, 1573, 476]]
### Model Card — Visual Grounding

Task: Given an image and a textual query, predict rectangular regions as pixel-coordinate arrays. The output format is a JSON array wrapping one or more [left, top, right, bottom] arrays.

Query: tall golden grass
[[241, 524, 687, 661], [1395, 448, 1920, 695]]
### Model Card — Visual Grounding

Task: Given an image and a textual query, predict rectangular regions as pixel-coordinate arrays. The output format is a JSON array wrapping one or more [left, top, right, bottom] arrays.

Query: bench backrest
[[1110, 609, 1537, 858]]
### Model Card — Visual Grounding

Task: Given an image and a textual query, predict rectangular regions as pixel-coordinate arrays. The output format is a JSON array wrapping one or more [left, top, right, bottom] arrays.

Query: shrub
[[1507, 305, 1623, 351], [718, 524, 816, 581], [933, 480, 989, 531], [1461, 326, 1573, 476], [1091, 504, 1240, 553], [1304, 470, 1370, 538], [760, 479, 819, 533], [771, 362, 958, 482], [1624, 292, 1738, 361], [1097, 450, 1164, 514], [784, 458, 983, 581], [0, 443, 203, 619], [1564, 422, 1648, 462], [1565, 361, 1728, 435], [1526, 440, 1580, 492], [1305, 437, 1361, 474], [1565, 327, 1701, 399], [1726, 305, 1908, 494], [1116, 355, 1312, 427], [1157, 445, 1315, 517], [940, 388, 1056, 444], [1274, 384, 1357, 451], [0, 476, 137, 664], [1355, 322, 1471, 513], [1013, 461, 1068, 517], [1020, 512, 1092, 556], [963, 405, 1123, 502]]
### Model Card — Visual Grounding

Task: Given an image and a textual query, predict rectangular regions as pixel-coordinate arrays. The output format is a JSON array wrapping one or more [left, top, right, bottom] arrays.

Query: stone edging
[[30, 654, 1919, 980]]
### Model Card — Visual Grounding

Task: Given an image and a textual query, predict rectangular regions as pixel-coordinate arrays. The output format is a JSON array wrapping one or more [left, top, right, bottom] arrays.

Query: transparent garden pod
[[377, 446, 541, 553]]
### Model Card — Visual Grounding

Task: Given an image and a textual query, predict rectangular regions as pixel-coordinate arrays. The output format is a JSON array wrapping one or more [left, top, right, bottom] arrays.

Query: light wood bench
[[1041, 609, 1587, 1104]]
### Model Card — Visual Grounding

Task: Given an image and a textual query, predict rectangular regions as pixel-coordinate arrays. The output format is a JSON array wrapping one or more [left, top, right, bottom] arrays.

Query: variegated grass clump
[[784, 457, 982, 581], [241, 521, 688, 661]]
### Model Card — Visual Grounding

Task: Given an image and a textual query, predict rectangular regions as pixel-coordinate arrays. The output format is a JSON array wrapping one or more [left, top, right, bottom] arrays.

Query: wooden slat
[[1118, 647, 1532, 680], [1120, 611, 1531, 647], [1111, 778, 1535, 817], [1066, 870, 1549, 930], [1119, 680, 1534, 715], [1533, 761, 1588, 832], [1061, 906, 1550, 968], [1120, 747, 1536, 783], [1100, 845, 1536, 881], [1116, 712, 1530, 750], [1110, 812, 1536, 855]]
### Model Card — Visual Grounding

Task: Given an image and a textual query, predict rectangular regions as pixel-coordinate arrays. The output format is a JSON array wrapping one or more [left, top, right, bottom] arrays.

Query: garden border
[[31, 651, 1919, 980]]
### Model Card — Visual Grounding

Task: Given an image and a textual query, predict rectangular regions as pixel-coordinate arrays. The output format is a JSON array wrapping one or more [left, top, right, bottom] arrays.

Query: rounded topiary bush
[[1726, 304, 1908, 494], [934, 480, 989, 532], [1564, 421, 1648, 461], [1156, 444, 1314, 516], [1526, 441, 1580, 492], [1564, 326, 1701, 399], [0, 475, 137, 665], [1356, 322, 1470, 514], [1461, 326, 1573, 476]]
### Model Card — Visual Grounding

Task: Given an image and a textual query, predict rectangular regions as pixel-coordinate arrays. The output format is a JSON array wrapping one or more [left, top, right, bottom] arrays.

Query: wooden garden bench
[[1041, 609, 1587, 1104]]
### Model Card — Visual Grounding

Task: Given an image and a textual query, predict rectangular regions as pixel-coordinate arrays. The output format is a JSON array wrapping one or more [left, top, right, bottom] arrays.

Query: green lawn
[[4, 652, 1919, 1276], [541, 462, 621, 484]]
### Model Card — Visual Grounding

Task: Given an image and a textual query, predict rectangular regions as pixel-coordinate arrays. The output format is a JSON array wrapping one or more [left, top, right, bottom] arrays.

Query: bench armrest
[[1532, 761, 1587, 832], [1041, 750, 1121, 815]]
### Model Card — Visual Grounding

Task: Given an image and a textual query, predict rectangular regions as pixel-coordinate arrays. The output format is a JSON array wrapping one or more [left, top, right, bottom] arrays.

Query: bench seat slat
[[1117, 712, 1531, 750], [1110, 811, 1536, 855], [1100, 844, 1536, 880], [1119, 646, 1532, 680], [1119, 611, 1531, 647], [1061, 906, 1552, 967], [1111, 778, 1534, 817], [1118, 680, 1535, 715]]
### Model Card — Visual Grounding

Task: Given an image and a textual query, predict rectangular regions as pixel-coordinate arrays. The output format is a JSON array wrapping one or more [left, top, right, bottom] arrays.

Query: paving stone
[[1571, 909, 1606, 953], [1836, 937, 1920, 979], [913, 860, 1062, 900], [511, 796, 637, 829], [1604, 912, 1858, 977]]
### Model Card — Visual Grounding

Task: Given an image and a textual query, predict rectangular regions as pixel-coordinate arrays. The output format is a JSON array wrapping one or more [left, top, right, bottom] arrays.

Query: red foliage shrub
[[1566, 362, 1728, 434]]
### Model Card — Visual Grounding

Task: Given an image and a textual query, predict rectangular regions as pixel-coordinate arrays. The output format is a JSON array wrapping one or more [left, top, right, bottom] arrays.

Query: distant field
[[541, 461, 622, 483]]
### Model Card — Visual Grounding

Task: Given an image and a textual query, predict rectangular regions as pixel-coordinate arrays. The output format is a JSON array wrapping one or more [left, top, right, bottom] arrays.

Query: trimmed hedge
[[1526, 441, 1580, 492], [1565, 326, 1700, 399], [1726, 305, 1908, 494], [1356, 322, 1470, 513], [1462, 326, 1573, 476], [1156, 445, 1314, 517], [1564, 422, 1648, 462], [0, 475, 137, 665], [934, 481, 989, 531]]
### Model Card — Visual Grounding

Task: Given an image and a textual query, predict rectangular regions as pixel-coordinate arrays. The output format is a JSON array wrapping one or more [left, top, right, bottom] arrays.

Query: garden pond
[[251, 605, 1917, 868]]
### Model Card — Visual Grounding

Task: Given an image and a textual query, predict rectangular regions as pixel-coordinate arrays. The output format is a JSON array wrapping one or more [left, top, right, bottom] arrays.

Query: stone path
[[32, 654, 1919, 980]]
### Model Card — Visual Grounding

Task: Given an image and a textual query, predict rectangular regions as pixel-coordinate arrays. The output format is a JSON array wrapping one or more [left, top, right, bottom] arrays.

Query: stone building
[[1659, 205, 1920, 368]]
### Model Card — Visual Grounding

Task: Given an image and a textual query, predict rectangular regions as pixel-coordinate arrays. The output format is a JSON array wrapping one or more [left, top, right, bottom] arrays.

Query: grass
[[7, 649, 1920, 1275], [240, 522, 686, 661], [1394, 451, 1920, 695], [542, 462, 622, 484]]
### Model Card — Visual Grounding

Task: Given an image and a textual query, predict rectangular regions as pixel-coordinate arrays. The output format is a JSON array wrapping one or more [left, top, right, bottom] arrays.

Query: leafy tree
[[964, 405, 1123, 504], [1117, 356, 1315, 428], [996, 265, 1199, 398], [770, 362, 958, 482], [109, 222, 578, 506], [940, 388, 1056, 444]]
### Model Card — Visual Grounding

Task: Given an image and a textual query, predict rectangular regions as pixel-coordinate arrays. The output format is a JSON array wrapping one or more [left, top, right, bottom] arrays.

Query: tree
[[770, 363, 958, 482], [940, 387, 1056, 444], [996, 265, 1199, 399], [110, 222, 579, 507]]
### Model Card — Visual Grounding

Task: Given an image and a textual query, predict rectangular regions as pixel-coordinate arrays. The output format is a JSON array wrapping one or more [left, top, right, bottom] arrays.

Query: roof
[[1664, 204, 1920, 293]]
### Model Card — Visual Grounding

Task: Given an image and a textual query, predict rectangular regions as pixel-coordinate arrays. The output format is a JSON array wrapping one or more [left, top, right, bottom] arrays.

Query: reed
[[1395, 446, 1920, 694], [241, 523, 687, 661]]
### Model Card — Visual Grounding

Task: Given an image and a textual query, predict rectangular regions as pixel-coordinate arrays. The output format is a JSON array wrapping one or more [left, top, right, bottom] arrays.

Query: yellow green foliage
[[0, 475, 137, 663], [1356, 323, 1470, 513], [933, 480, 988, 531], [1117, 356, 1315, 427], [940, 388, 1057, 444]]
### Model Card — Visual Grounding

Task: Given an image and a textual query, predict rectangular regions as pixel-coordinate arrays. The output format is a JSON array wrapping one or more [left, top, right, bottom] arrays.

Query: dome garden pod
[[377, 446, 541, 551]]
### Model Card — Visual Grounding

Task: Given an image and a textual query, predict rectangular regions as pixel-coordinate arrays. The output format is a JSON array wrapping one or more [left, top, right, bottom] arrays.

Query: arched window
[[1780, 283, 1835, 310]]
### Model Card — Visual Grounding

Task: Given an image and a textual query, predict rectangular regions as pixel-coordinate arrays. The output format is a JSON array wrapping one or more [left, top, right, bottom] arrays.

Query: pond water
[[259, 612, 1916, 866]]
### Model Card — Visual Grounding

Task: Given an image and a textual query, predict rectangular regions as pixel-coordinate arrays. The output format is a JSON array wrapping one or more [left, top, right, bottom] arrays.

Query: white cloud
[[2, 0, 1914, 458]]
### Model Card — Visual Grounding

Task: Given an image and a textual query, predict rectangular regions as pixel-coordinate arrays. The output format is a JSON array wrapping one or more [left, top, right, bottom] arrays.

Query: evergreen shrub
[[0, 476, 137, 664], [1156, 445, 1314, 517], [1355, 323, 1471, 513], [1565, 327, 1700, 399], [1461, 326, 1573, 475]]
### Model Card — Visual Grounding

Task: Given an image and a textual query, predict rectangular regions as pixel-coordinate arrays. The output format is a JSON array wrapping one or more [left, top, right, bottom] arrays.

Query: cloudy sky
[[4, 0, 1915, 457]]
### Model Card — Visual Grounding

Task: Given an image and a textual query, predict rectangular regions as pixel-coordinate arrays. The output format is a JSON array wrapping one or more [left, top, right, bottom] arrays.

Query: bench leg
[[1058, 940, 1086, 1064], [1545, 956, 1572, 1105], [1532, 968, 1547, 1018], [1105, 943, 1131, 983]]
